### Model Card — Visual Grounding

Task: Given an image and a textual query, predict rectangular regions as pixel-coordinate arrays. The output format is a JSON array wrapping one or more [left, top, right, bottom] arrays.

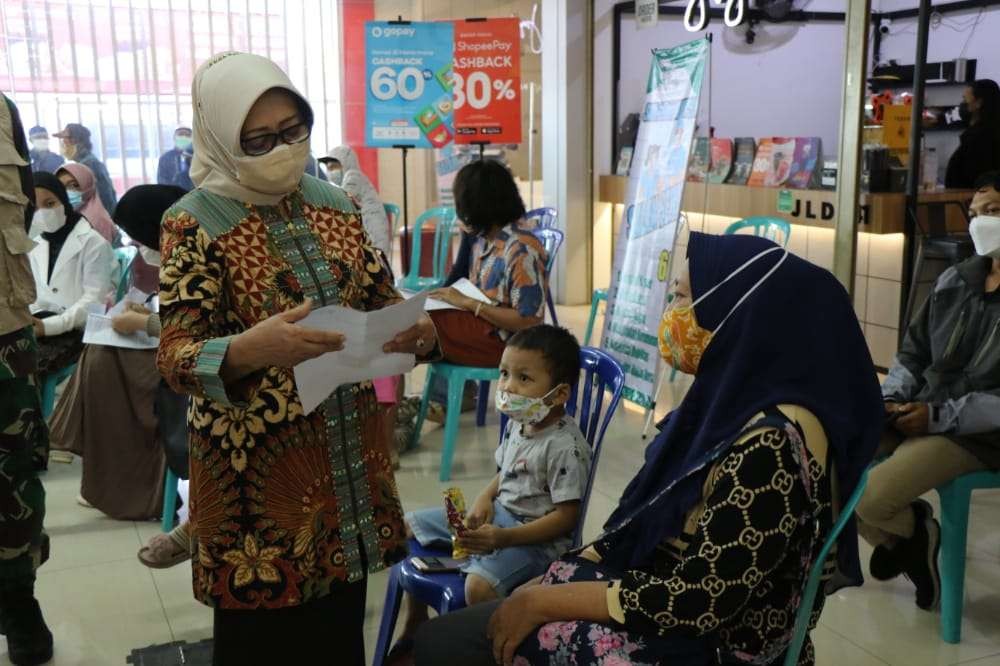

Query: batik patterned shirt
[[470, 222, 548, 338], [157, 176, 407, 610]]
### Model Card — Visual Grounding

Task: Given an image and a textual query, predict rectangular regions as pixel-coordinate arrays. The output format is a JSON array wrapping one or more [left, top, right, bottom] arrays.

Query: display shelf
[[868, 79, 970, 91], [596, 175, 973, 235]]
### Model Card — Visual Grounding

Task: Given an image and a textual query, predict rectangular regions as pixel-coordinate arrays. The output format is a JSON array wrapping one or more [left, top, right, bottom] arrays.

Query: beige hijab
[[190, 52, 312, 205]]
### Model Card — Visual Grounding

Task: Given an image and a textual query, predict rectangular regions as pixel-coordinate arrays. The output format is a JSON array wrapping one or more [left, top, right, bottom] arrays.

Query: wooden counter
[[597, 175, 973, 235]]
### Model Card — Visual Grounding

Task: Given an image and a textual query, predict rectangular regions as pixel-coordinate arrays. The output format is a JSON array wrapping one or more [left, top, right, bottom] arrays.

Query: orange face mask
[[658, 305, 713, 375]]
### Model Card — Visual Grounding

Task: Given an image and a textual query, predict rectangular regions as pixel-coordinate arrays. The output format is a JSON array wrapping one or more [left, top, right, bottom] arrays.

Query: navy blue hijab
[[601, 232, 883, 584]]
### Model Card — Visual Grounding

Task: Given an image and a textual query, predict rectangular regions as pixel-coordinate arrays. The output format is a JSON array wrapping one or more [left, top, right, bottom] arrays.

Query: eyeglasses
[[240, 122, 311, 156]]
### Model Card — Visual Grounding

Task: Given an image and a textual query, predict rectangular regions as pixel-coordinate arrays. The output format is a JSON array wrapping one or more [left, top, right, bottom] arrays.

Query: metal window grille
[[1, 0, 342, 192]]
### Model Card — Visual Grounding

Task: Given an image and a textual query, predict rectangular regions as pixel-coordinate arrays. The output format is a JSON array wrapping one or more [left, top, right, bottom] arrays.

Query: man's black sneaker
[[901, 499, 941, 611]]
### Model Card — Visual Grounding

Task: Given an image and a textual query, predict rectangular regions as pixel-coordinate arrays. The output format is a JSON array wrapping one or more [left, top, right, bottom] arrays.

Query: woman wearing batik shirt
[[156, 51, 435, 665], [428, 159, 548, 367]]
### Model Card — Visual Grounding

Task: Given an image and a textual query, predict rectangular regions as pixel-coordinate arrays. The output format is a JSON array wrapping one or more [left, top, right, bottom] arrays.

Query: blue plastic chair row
[[374, 347, 627, 666]]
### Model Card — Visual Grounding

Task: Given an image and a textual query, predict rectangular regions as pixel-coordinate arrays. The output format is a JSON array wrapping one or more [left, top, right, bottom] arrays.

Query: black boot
[[899, 500, 941, 611], [0, 584, 53, 665]]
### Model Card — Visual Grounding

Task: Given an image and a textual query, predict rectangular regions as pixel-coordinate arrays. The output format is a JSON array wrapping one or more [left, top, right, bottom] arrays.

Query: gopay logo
[[375, 26, 415, 38]]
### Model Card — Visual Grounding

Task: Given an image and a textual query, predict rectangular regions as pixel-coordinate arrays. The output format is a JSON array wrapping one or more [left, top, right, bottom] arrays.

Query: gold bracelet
[[475, 302, 484, 318]]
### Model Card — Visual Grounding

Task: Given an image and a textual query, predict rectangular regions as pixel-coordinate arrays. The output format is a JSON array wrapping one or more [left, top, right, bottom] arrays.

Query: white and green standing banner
[[601, 38, 708, 408]]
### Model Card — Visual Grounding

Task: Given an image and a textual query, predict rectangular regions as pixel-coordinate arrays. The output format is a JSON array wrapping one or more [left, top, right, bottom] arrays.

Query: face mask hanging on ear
[[658, 246, 789, 375]]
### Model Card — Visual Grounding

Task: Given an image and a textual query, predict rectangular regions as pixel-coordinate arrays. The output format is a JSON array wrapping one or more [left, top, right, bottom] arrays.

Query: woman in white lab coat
[[28, 171, 113, 378]]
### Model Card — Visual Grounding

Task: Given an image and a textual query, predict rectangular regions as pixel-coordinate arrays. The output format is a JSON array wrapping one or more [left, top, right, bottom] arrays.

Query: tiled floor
[[4, 306, 999, 665]]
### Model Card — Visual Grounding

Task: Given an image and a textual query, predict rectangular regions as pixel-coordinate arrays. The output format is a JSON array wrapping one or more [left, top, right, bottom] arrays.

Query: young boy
[[399, 325, 591, 641]]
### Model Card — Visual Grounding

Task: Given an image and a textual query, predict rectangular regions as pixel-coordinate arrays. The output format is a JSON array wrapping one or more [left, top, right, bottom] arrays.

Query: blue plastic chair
[[532, 227, 564, 326], [935, 470, 1000, 643], [783, 466, 870, 666], [384, 203, 401, 229], [396, 206, 457, 291], [412, 363, 501, 482], [584, 288, 608, 347], [161, 468, 179, 532], [374, 347, 626, 666], [724, 216, 792, 247], [525, 206, 558, 229], [113, 246, 138, 303], [40, 362, 77, 419]]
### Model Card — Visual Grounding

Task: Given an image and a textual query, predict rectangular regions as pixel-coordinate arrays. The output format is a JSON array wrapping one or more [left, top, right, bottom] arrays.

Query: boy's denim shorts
[[405, 500, 564, 597]]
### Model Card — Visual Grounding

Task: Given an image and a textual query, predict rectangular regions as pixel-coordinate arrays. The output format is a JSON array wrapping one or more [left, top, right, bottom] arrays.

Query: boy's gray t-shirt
[[494, 416, 591, 522]]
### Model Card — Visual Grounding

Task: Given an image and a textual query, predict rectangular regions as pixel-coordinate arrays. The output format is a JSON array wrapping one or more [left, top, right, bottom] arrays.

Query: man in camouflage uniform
[[0, 92, 53, 665]]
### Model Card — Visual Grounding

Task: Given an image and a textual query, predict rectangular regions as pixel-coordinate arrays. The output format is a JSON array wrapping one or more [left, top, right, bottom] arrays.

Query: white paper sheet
[[400, 278, 492, 312], [107, 288, 152, 316], [293, 293, 429, 414], [82, 313, 159, 350]]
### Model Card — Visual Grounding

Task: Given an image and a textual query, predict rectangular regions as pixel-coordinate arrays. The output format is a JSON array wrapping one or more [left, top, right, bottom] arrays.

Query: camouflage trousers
[[0, 326, 48, 587]]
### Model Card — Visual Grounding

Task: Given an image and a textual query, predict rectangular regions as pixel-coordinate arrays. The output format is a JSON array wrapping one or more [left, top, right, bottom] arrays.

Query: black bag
[[154, 381, 189, 480]]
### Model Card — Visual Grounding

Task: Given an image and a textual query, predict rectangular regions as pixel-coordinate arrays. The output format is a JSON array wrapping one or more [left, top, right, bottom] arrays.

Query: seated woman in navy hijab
[[413, 232, 883, 666]]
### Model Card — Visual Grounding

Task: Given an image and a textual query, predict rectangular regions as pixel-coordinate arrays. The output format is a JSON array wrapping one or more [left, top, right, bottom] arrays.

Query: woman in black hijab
[[414, 232, 883, 666], [28, 171, 113, 377], [49, 185, 185, 521]]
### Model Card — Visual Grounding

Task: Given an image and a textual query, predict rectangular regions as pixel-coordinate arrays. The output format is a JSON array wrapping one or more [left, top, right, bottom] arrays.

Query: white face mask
[[969, 215, 1000, 259], [494, 385, 565, 425], [139, 245, 161, 267], [234, 141, 310, 196], [31, 138, 50, 152], [29, 207, 66, 238]]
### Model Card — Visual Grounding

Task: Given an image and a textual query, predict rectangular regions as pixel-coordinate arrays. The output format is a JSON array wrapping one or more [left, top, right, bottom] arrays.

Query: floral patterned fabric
[[470, 223, 548, 339], [157, 177, 407, 610], [513, 558, 716, 666]]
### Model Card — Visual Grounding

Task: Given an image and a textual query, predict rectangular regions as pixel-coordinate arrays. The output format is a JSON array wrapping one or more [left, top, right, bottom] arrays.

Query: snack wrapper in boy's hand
[[444, 487, 469, 559]]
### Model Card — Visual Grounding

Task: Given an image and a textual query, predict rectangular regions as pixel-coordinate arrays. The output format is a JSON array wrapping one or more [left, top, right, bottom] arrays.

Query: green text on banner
[[601, 38, 708, 408]]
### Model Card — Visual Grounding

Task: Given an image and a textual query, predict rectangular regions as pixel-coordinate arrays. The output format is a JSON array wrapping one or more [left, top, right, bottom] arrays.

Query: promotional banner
[[365, 21, 455, 148], [452, 18, 522, 144], [601, 38, 709, 408]]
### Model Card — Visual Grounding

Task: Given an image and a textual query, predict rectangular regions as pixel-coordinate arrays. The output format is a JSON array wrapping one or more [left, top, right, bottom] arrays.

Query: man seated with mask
[[856, 170, 1000, 612]]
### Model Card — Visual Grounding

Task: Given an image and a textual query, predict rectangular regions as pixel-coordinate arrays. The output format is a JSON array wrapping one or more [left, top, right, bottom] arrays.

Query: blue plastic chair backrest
[[782, 466, 870, 666], [113, 246, 138, 303], [725, 216, 792, 248], [531, 227, 564, 276], [384, 203, 401, 228], [498, 346, 626, 548], [405, 206, 457, 282], [525, 207, 558, 229]]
